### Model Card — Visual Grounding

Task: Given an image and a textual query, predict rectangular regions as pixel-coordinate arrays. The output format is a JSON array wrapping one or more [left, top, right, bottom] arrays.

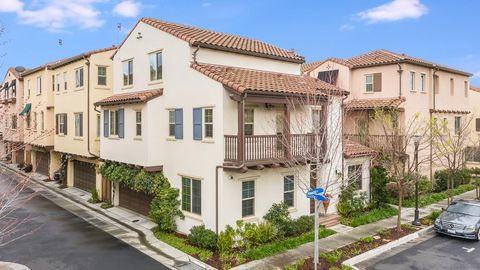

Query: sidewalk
[[232, 189, 477, 270], [0, 162, 213, 270]]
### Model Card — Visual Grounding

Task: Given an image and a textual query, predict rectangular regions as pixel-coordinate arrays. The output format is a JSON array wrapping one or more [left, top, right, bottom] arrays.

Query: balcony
[[344, 134, 405, 153], [224, 134, 320, 166]]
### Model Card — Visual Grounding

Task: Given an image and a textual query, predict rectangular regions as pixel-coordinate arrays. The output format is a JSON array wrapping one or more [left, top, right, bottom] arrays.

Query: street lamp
[[412, 134, 422, 226]]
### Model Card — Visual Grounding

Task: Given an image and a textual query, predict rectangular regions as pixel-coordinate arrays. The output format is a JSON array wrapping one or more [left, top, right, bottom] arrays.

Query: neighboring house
[[466, 86, 480, 165], [95, 17, 347, 234], [0, 67, 26, 163], [21, 61, 62, 178], [50, 47, 116, 198], [304, 49, 472, 180]]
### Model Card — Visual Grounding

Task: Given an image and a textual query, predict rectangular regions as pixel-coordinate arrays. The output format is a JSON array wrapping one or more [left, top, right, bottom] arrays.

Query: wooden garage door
[[119, 186, 154, 216], [73, 161, 96, 192], [35, 151, 49, 176]]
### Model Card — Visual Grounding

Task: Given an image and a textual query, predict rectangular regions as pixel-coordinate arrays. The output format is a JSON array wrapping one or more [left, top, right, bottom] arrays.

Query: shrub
[[455, 169, 472, 187], [370, 166, 390, 208], [263, 202, 290, 225], [340, 206, 397, 227], [149, 188, 184, 232], [377, 228, 391, 237], [358, 236, 375, 244], [243, 222, 276, 248], [336, 184, 367, 217], [100, 202, 113, 209], [217, 225, 235, 256], [320, 250, 343, 264], [188, 225, 218, 251], [418, 176, 433, 195], [88, 188, 100, 203], [434, 169, 470, 192], [23, 164, 32, 173], [291, 215, 314, 235]]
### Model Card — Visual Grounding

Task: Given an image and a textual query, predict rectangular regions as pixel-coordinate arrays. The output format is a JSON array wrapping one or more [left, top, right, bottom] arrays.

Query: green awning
[[19, 103, 31, 116]]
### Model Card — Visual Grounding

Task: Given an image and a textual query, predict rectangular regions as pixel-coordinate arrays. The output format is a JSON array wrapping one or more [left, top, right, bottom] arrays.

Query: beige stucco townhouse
[[94, 17, 362, 234], [303, 49, 472, 180], [466, 86, 480, 165], [49, 47, 116, 198], [0, 67, 26, 163]]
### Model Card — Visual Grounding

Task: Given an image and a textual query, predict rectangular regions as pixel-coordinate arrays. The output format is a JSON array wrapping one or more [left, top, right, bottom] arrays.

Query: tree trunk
[[397, 186, 403, 231]]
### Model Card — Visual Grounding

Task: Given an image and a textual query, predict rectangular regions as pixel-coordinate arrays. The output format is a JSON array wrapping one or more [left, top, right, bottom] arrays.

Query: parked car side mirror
[[441, 207, 445, 211]]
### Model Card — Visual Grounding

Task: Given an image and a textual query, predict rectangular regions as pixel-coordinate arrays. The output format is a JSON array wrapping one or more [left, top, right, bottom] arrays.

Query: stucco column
[[67, 159, 74, 187]]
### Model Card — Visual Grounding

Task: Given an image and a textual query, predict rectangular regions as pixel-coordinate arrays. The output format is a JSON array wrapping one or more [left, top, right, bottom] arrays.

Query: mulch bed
[[294, 225, 422, 270]]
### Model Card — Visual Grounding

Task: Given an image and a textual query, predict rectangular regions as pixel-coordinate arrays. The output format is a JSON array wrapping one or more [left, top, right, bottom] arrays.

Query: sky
[[0, 0, 479, 85]]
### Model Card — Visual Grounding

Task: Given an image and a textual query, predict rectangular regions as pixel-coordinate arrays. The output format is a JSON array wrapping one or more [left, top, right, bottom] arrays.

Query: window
[[245, 108, 254, 136], [149, 51, 163, 81], [123, 60, 133, 86], [52, 75, 55, 91], [75, 68, 84, 88], [465, 81, 469, 97], [11, 80, 16, 98], [365, 74, 373, 92], [181, 177, 201, 215], [455, 116, 461, 135], [11, 114, 17, 130], [168, 110, 175, 137], [476, 119, 480, 132], [36, 76, 42, 95], [63, 72, 67, 90], [135, 111, 142, 136], [284, 175, 295, 207], [98, 66, 107, 86], [110, 110, 118, 136], [409, 71, 415, 91], [97, 114, 101, 137], [26, 114, 31, 129], [434, 75, 439, 94], [33, 112, 37, 131], [26, 80, 30, 97], [204, 108, 213, 138], [420, 74, 426, 92], [55, 74, 60, 92], [242, 180, 255, 217], [75, 113, 83, 137], [40, 111, 44, 131], [57, 113, 67, 135], [450, 78, 454, 96], [312, 108, 322, 132], [348, 164, 362, 189]]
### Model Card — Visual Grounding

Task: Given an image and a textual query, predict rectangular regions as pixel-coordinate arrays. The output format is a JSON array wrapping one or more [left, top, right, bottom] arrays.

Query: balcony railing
[[344, 134, 405, 152], [225, 134, 320, 164]]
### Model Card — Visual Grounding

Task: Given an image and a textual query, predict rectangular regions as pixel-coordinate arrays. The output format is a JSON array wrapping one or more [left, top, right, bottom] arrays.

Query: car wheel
[[477, 229, 480, 241]]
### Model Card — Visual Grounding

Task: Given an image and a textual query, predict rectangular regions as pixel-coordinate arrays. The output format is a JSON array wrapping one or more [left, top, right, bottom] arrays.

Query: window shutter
[[79, 113, 83, 136], [373, 73, 382, 92], [103, 110, 109, 137], [175, 108, 183, 139], [476, 119, 480, 132], [55, 114, 59, 135], [64, 114, 68, 135], [193, 108, 202, 140], [117, 109, 125, 138]]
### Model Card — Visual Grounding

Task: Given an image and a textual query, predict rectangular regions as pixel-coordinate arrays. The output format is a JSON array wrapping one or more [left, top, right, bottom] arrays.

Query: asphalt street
[[365, 232, 480, 270], [0, 173, 169, 270]]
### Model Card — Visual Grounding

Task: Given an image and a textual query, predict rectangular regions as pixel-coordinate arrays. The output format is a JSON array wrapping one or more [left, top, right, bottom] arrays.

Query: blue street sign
[[306, 187, 325, 199], [313, 194, 326, 201]]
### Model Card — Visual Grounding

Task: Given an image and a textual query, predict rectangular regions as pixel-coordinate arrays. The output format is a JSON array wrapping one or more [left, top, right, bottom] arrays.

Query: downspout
[[397, 62, 403, 97], [341, 94, 348, 185], [215, 92, 247, 234], [84, 56, 98, 158], [430, 66, 439, 181]]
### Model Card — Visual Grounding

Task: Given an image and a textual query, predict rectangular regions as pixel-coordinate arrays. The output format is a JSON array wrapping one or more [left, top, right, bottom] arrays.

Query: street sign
[[313, 194, 326, 201], [306, 187, 325, 200]]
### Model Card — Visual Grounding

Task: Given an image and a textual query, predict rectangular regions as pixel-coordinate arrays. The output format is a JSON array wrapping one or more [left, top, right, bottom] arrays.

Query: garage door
[[119, 186, 154, 216], [73, 161, 96, 192], [35, 151, 49, 176]]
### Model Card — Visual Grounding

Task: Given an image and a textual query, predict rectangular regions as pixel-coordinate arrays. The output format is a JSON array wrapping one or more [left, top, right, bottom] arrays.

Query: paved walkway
[[0, 162, 212, 270], [232, 190, 478, 269]]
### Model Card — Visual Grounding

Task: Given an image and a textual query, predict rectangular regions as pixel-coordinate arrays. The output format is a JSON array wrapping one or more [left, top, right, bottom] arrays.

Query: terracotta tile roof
[[343, 139, 376, 158], [94, 89, 163, 106], [430, 109, 470, 115], [346, 97, 406, 110], [470, 85, 480, 93], [301, 58, 351, 74], [304, 49, 471, 77], [112, 17, 304, 63], [191, 63, 348, 96]]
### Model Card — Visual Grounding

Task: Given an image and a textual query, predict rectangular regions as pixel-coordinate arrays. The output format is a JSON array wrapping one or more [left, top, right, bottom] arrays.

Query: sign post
[[306, 187, 326, 270]]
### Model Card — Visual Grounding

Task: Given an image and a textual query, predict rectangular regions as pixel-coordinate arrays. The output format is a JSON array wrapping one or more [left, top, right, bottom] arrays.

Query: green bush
[[340, 206, 398, 227], [402, 184, 476, 207], [188, 225, 218, 251], [358, 235, 375, 243], [263, 202, 290, 225], [320, 250, 343, 264], [88, 188, 99, 203], [418, 176, 433, 194], [291, 215, 314, 235], [100, 202, 113, 209], [336, 184, 367, 217], [370, 166, 390, 208], [153, 228, 213, 261], [149, 188, 184, 231], [434, 169, 471, 192], [243, 222, 276, 248], [263, 203, 313, 237], [217, 225, 235, 256]]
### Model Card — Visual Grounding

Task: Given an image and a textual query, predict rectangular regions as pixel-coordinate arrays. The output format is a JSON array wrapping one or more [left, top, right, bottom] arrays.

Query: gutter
[[430, 67, 439, 181], [397, 62, 403, 97]]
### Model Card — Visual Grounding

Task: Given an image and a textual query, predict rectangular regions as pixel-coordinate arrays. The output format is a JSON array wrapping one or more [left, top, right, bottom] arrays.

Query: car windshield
[[446, 203, 480, 216]]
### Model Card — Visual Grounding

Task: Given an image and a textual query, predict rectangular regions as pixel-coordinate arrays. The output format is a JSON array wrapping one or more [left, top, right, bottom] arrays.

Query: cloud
[[0, 0, 23, 12], [113, 0, 141, 18], [339, 24, 355, 31], [357, 0, 428, 23], [474, 71, 480, 78], [0, 0, 106, 32]]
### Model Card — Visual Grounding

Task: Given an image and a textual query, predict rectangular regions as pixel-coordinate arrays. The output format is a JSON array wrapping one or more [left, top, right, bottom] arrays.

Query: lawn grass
[[153, 229, 214, 261], [340, 206, 398, 227], [402, 184, 475, 208]]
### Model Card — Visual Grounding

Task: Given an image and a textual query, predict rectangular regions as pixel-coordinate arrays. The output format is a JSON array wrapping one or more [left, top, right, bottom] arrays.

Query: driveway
[[362, 231, 480, 270], [0, 174, 169, 270]]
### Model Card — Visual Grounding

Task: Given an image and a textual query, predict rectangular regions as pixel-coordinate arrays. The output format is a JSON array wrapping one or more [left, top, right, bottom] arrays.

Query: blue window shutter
[[193, 108, 202, 140], [117, 109, 125, 138], [103, 110, 109, 137], [175, 108, 183, 139]]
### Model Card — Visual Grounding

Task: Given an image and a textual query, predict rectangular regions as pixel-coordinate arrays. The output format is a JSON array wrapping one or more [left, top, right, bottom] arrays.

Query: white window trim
[[74, 112, 83, 137], [409, 71, 416, 92], [75, 67, 84, 89], [135, 110, 142, 138], [58, 114, 66, 135], [97, 65, 108, 87], [167, 109, 176, 139], [282, 173, 296, 210], [181, 176, 202, 217], [244, 107, 254, 136], [122, 59, 134, 87], [241, 179, 256, 219], [36, 76, 42, 95], [365, 74, 373, 93], [420, 73, 426, 92], [148, 50, 163, 83], [55, 73, 60, 92], [202, 107, 214, 142]]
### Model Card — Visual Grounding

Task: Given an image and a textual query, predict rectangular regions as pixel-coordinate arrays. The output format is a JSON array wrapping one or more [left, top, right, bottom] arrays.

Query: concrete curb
[[0, 163, 215, 270], [342, 226, 433, 270]]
